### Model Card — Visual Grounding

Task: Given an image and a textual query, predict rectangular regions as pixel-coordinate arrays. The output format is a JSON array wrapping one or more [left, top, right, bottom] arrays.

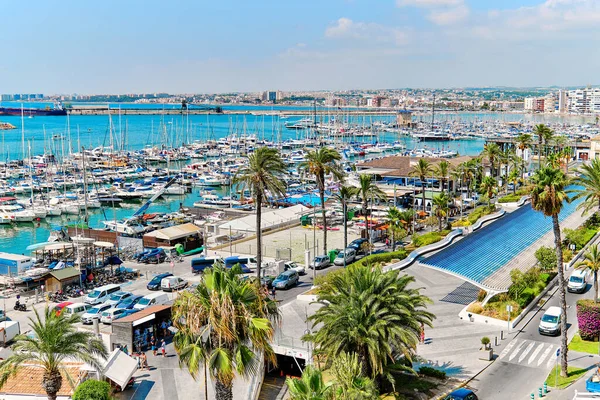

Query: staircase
[[258, 375, 287, 400]]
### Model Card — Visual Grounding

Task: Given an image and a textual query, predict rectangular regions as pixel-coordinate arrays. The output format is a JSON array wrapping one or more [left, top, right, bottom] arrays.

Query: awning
[[144, 223, 203, 241], [102, 349, 138, 390], [43, 242, 74, 251], [94, 241, 115, 248]]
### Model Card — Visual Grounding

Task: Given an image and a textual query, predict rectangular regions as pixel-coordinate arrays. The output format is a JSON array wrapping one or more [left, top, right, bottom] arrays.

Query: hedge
[[357, 249, 408, 267], [498, 194, 522, 203], [412, 232, 443, 248], [467, 206, 496, 225], [577, 300, 600, 341], [72, 380, 112, 400], [418, 366, 447, 380]]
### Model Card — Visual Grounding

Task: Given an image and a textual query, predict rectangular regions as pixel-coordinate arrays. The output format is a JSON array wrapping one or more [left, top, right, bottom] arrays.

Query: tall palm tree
[[542, 128, 555, 158], [306, 265, 434, 381], [516, 133, 532, 157], [508, 168, 520, 195], [398, 209, 416, 235], [409, 159, 432, 212], [172, 265, 279, 400], [333, 185, 357, 253], [300, 147, 344, 255], [233, 147, 287, 281], [432, 192, 450, 231], [570, 158, 600, 215], [533, 124, 551, 171], [286, 366, 332, 400], [356, 174, 387, 243], [479, 176, 497, 208], [531, 166, 570, 377], [433, 160, 451, 192], [330, 352, 378, 400], [481, 143, 501, 179], [0, 307, 108, 400], [387, 206, 404, 251], [575, 244, 600, 302]]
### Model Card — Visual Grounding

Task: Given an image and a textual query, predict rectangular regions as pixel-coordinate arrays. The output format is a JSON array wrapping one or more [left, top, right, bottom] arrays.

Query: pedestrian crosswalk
[[497, 339, 559, 369]]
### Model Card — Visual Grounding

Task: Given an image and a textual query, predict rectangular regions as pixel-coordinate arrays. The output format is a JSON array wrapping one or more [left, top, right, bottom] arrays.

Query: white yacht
[[0, 197, 36, 222]]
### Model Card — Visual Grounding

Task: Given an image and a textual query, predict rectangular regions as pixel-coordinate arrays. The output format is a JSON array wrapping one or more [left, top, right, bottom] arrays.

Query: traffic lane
[[274, 263, 345, 305], [471, 362, 549, 400]]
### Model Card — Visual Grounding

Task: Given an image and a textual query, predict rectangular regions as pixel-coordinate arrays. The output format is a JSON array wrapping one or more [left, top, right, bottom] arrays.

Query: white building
[[567, 87, 600, 114]]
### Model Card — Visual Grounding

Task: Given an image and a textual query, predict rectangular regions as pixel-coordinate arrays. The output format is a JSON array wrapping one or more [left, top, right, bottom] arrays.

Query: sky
[[0, 0, 598, 94]]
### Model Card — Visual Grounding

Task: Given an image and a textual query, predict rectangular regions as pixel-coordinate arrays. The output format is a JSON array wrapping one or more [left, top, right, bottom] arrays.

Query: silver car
[[334, 248, 356, 266], [285, 261, 306, 275], [309, 255, 330, 270]]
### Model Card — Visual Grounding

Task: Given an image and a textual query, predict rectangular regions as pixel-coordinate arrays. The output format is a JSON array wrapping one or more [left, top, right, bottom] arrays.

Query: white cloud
[[325, 18, 409, 46], [397, 0, 469, 25]]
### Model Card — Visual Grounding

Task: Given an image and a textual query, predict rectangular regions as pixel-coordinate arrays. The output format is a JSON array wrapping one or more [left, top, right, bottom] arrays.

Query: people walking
[[420, 322, 425, 344], [150, 336, 157, 356], [160, 339, 166, 357]]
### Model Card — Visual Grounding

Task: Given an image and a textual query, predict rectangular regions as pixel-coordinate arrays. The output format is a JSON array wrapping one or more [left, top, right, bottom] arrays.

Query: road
[[470, 272, 595, 399]]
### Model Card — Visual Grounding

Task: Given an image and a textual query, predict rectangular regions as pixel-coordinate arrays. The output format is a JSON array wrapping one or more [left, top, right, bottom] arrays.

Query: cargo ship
[[0, 103, 68, 116]]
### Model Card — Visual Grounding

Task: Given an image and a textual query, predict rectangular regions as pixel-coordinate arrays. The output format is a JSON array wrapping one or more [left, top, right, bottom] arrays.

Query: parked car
[[443, 388, 478, 400], [285, 261, 306, 275], [81, 303, 112, 324], [309, 255, 330, 270], [53, 301, 73, 316], [161, 276, 188, 292], [568, 269, 587, 294], [115, 308, 140, 320], [100, 308, 127, 324], [134, 292, 170, 310], [348, 238, 368, 251], [539, 306, 562, 336], [105, 291, 133, 306], [115, 295, 144, 310], [334, 249, 356, 266], [273, 270, 299, 290], [147, 273, 173, 290], [84, 284, 121, 305], [62, 303, 91, 318]]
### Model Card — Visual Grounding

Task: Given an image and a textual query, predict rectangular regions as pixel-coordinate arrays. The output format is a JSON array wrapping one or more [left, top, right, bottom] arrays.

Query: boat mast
[[81, 146, 89, 225], [21, 103, 25, 162], [431, 92, 436, 132]]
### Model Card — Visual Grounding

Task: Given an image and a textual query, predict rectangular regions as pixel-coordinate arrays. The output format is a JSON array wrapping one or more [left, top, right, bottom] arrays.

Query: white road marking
[[519, 341, 536, 363], [498, 340, 518, 360], [509, 340, 527, 361], [546, 347, 559, 368], [528, 343, 545, 365], [537, 345, 554, 366]]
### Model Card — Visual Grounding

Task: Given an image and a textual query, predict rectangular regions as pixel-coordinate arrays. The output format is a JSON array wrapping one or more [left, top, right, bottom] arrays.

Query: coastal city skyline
[[2, 0, 600, 93]]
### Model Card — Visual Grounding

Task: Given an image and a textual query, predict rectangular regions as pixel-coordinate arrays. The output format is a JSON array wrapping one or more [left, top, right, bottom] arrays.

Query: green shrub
[[565, 227, 597, 250], [412, 232, 442, 248], [498, 194, 522, 203], [517, 288, 536, 308], [481, 337, 491, 346], [418, 366, 447, 380], [477, 289, 487, 302], [358, 249, 408, 267], [467, 205, 496, 225], [72, 380, 112, 400], [452, 218, 471, 228], [585, 213, 600, 230], [535, 246, 557, 271]]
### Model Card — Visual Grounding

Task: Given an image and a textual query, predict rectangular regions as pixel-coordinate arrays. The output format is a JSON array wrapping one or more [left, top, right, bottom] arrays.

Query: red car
[[53, 301, 73, 316]]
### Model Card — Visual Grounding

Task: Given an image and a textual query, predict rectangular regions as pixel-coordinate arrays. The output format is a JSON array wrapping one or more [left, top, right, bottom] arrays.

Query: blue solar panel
[[422, 191, 583, 284]]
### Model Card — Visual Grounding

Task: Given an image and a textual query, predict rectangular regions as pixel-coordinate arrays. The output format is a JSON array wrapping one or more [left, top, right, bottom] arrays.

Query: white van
[[63, 303, 91, 318], [539, 306, 562, 336], [568, 269, 587, 294], [134, 292, 170, 310], [84, 284, 121, 305], [161, 276, 188, 292]]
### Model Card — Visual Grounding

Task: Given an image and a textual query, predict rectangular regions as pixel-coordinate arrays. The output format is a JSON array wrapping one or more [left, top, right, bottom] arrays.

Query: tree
[[233, 147, 287, 281], [479, 176, 497, 208], [570, 158, 600, 215], [286, 366, 332, 400], [330, 352, 378, 400], [300, 147, 344, 255], [508, 168, 521, 195], [575, 244, 600, 302], [387, 206, 406, 251], [481, 143, 501, 179], [433, 160, 451, 192], [172, 265, 279, 400], [516, 133, 532, 157], [535, 246, 558, 272], [306, 265, 434, 381], [409, 159, 432, 212], [533, 124, 552, 171], [531, 166, 570, 377], [432, 192, 450, 231], [72, 380, 111, 400], [334, 185, 357, 254], [355, 174, 387, 243], [0, 307, 108, 400]]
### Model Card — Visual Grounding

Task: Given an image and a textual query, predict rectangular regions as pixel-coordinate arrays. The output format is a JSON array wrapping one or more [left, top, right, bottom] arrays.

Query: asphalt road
[[470, 272, 595, 399]]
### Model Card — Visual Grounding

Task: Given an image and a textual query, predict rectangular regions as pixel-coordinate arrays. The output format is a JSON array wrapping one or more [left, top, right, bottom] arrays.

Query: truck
[[0, 321, 20, 345]]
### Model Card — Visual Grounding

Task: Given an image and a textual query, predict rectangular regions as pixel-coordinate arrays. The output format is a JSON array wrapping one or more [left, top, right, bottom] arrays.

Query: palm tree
[[409, 159, 432, 212], [432, 192, 450, 231], [481, 143, 501, 179], [306, 265, 434, 381], [433, 160, 451, 192], [531, 166, 570, 377], [479, 176, 497, 208], [333, 185, 357, 253], [172, 265, 279, 400], [398, 209, 416, 235], [516, 133, 532, 158], [575, 244, 600, 302], [356, 174, 387, 243], [0, 307, 107, 400], [286, 366, 332, 400], [330, 352, 378, 400], [387, 206, 405, 251], [233, 147, 287, 281], [508, 168, 520, 195], [533, 124, 551, 170], [570, 158, 600, 215], [300, 147, 344, 255]]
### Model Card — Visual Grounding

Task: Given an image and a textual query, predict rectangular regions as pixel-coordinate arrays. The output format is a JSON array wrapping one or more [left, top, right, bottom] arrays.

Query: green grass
[[498, 194, 522, 203], [545, 366, 589, 389], [569, 334, 600, 355]]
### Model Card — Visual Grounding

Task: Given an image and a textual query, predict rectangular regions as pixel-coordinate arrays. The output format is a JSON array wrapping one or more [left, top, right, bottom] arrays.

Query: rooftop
[[0, 363, 83, 397], [113, 304, 170, 324]]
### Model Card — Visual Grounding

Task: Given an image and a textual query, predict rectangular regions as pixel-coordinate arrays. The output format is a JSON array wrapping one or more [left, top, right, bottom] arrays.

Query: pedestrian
[[161, 320, 168, 337], [150, 336, 157, 356], [270, 287, 276, 300], [420, 322, 425, 344], [140, 352, 148, 370], [160, 339, 166, 357]]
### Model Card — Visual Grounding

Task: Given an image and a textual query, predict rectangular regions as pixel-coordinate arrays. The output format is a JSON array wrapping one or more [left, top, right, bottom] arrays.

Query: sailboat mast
[[82, 146, 89, 225], [21, 104, 25, 162]]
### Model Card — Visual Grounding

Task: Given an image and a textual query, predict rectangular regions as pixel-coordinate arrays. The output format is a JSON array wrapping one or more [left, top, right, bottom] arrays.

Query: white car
[[100, 308, 127, 324], [284, 261, 306, 275], [105, 291, 133, 307], [81, 303, 112, 325]]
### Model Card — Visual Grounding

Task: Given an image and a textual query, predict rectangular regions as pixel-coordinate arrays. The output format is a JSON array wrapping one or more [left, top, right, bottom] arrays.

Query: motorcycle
[[14, 301, 26, 311]]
